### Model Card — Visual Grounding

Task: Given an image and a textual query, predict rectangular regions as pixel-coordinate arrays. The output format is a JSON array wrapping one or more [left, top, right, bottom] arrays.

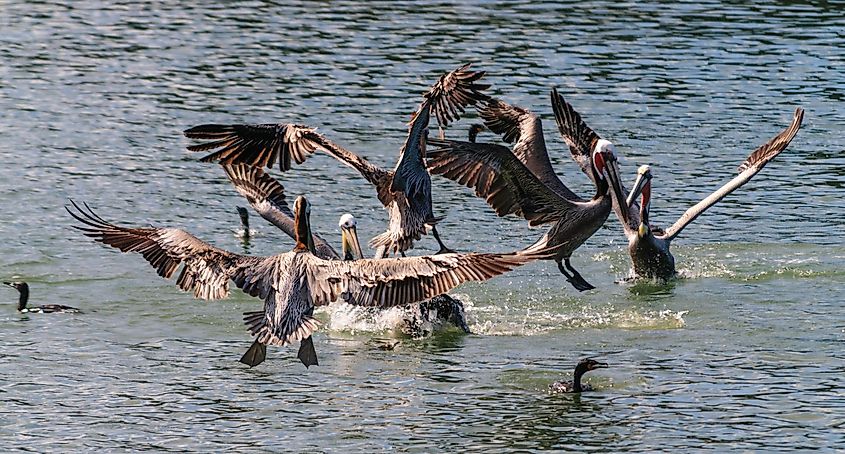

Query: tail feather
[[368, 230, 417, 255]]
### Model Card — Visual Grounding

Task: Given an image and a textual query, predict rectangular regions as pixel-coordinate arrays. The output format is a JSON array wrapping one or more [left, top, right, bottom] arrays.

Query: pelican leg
[[239, 340, 267, 368], [556, 259, 595, 292], [431, 226, 456, 255], [297, 336, 319, 368]]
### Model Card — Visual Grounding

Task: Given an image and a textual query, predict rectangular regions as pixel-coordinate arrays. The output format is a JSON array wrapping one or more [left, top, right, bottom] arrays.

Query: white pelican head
[[339, 213, 363, 260], [338, 213, 356, 230]]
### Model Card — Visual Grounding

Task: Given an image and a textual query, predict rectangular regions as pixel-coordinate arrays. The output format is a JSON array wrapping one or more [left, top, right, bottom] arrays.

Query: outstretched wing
[[184, 123, 323, 171], [424, 63, 491, 128], [67, 200, 271, 300], [185, 123, 392, 203], [478, 97, 578, 200], [391, 64, 492, 198], [660, 107, 804, 241], [427, 139, 577, 226], [550, 88, 602, 182], [306, 249, 545, 310], [222, 165, 340, 260]]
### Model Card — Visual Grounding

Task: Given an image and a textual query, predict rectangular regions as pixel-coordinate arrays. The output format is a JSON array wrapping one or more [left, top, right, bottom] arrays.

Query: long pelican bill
[[341, 224, 364, 261], [603, 156, 628, 221]]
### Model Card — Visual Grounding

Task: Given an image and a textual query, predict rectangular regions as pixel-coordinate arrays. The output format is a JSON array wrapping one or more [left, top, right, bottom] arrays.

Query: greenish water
[[1, 1, 844, 451]]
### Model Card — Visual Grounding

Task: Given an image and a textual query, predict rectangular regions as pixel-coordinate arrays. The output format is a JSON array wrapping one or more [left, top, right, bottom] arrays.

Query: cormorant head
[[339, 213, 363, 260], [236, 206, 250, 229], [4, 281, 29, 310], [577, 357, 608, 372], [468, 124, 487, 143], [3, 281, 28, 293]]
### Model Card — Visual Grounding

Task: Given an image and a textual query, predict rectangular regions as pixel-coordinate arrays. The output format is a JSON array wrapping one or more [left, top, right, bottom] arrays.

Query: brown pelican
[[223, 164, 470, 335], [549, 358, 608, 393], [618, 108, 804, 280], [426, 89, 626, 291], [67, 197, 543, 368], [183, 64, 490, 256], [3, 282, 81, 314]]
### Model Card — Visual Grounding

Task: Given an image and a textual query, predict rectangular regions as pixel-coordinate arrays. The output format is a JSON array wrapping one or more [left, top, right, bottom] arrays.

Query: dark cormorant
[[234, 206, 256, 239], [3, 281, 81, 314], [549, 358, 607, 393], [468, 124, 486, 143]]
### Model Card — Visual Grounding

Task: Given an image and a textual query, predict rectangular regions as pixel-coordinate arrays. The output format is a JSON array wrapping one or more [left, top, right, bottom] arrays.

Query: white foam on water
[[469, 303, 688, 336]]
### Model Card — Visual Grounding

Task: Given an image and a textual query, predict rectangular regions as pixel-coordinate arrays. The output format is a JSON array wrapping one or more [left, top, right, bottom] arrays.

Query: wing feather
[[427, 139, 575, 226], [661, 107, 804, 241], [550, 88, 601, 181], [392, 63, 491, 198], [185, 124, 392, 202], [423, 63, 491, 128], [306, 250, 543, 309], [67, 200, 268, 300]]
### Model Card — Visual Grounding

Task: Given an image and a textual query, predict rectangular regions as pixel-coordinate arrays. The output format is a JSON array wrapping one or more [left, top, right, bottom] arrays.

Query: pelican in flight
[[222, 164, 471, 338], [67, 197, 543, 368], [618, 108, 804, 280], [183, 64, 490, 256], [426, 89, 625, 291]]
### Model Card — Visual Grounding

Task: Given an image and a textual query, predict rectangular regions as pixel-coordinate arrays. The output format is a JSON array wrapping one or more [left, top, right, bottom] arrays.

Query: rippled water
[[2, 1, 844, 451]]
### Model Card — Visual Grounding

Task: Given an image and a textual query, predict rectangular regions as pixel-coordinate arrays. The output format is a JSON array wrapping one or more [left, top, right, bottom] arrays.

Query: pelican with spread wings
[[68, 196, 544, 368], [183, 64, 490, 256], [221, 164, 471, 336], [618, 108, 804, 280], [426, 89, 626, 291]]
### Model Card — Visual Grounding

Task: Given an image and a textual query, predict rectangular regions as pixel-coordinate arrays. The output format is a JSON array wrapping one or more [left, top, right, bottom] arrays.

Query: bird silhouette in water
[[549, 358, 607, 393], [3, 281, 81, 313]]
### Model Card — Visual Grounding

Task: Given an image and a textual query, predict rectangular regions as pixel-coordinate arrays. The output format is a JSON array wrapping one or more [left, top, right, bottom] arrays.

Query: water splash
[[469, 301, 687, 336]]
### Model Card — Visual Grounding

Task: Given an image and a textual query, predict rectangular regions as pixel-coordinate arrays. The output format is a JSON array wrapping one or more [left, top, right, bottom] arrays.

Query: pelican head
[[627, 166, 653, 238], [293, 196, 315, 253], [338, 213, 364, 260], [591, 139, 617, 182], [468, 124, 487, 143], [592, 140, 627, 210]]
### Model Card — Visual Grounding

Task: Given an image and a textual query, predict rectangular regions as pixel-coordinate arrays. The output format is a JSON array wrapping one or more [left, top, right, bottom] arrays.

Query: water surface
[[1, 1, 844, 451]]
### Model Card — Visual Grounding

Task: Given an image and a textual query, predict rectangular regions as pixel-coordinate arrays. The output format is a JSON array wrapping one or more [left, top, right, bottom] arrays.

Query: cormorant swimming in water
[[3, 281, 81, 314], [234, 206, 256, 239], [468, 124, 486, 143], [549, 358, 607, 393]]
